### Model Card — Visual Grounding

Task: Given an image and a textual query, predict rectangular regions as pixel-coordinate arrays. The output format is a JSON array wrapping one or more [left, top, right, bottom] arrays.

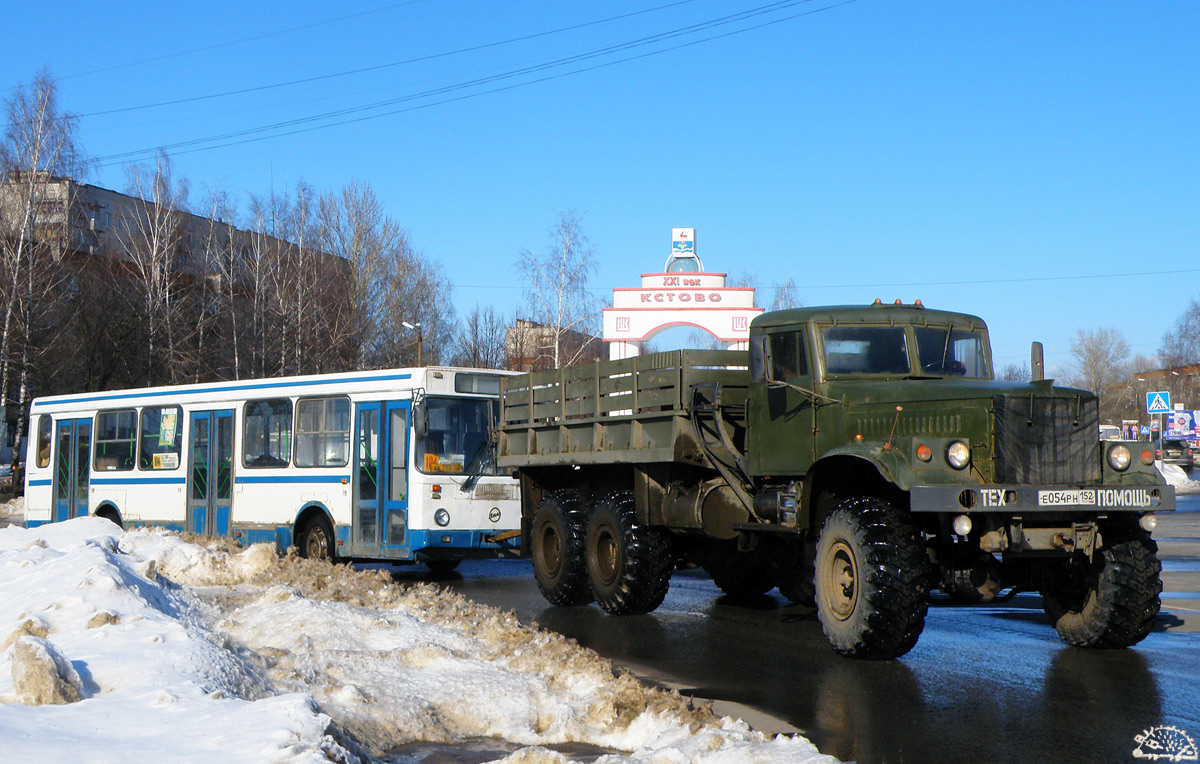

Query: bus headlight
[[1107, 444, 1131, 471], [946, 441, 970, 470], [434, 509, 450, 527]]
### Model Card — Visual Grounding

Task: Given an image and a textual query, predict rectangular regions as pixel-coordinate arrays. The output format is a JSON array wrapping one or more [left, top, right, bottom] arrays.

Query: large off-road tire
[[1041, 532, 1161, 648], [775, 560, 816, 607], [298, 514, 336, 562], [702, 547, 776, 599], [814, 497, 930, 659], [531, 490, 593, 606], [585, 491, 675, 615]]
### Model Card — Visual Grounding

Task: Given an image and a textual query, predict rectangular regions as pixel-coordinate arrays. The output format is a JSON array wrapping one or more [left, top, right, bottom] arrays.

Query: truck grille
[[992, 394, 1100, 485]]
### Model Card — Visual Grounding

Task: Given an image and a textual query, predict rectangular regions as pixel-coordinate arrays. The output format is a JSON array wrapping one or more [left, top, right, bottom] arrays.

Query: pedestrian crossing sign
[[1146, 391, 1171, 414]]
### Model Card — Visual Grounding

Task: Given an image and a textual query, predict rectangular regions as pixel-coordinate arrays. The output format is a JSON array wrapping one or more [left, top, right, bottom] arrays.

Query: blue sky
[[3, 1, 1197, 375]]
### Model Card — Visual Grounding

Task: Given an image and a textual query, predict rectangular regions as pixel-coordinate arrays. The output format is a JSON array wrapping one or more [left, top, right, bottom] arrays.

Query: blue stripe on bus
[[32, 371, 413, 407], [235, 474, 348, 485], [91, 476, 188, 486], [28, 479, 51, 487]]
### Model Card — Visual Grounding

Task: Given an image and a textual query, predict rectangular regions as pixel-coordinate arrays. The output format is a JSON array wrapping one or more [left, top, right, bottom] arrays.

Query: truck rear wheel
[[775, 561, 816, 607], [585, 491, 675, 615], [814, 497, 930, 659], [701, 544, 775, 599], [531, 490, 593, 606], [1041, 532, 1161, 648]]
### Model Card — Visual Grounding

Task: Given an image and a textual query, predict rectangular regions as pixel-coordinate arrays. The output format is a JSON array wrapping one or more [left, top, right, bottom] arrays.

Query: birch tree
[[1065, 327, 1130, 423], [118, 149, 192, 385], [516, 210, 600, 368], [454, 305, 509, 369], [1160, 297, 1200, 368], [0, 70, 87, 462], [316, 181, 452, 370]]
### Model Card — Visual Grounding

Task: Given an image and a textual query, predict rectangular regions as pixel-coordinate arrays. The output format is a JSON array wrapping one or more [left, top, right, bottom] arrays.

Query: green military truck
[[497, 302, 1173, 658]]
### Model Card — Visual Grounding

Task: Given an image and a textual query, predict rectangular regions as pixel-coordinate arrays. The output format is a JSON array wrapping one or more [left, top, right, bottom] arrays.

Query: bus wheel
[[815, 497, 930, 659], [1041, 531, 1161, 648], [426, 559, 461, 576], [531, 490, 593, 606], [95, 507, 124, 529], [585, 491, 674, 615], [298, 515, 336, 562]]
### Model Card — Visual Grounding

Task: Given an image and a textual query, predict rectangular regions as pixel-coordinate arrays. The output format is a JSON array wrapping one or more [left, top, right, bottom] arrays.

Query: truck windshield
[[914, 326, 991, 378], [821, 326, 910, 375], [415, 397, 501, 476]]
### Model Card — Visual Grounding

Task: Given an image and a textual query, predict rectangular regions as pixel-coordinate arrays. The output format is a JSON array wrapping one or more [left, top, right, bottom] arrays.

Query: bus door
[[187, 410, 235, 536], [353, 401, 410, 557], [53, 418, 91, 522]]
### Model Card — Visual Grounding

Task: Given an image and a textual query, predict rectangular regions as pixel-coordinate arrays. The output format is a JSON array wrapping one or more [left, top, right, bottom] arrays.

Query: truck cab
[[744, 301, 1170, 654]]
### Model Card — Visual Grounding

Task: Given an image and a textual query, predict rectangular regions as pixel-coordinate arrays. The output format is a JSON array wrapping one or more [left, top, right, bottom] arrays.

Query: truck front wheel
[[585, 491, 675, 615], [531, 490, 593, 606], [815, 497, 930, 659], [1040, 532, 1161, 648]]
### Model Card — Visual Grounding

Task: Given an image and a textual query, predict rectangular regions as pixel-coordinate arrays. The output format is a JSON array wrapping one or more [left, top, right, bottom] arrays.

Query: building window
[[294, 397, 350, 468], [243, 399, 292, 468], [95, 409, 137, 471]]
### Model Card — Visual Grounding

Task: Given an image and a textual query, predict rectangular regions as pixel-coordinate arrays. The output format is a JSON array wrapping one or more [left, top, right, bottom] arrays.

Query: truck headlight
[[946, 441, 970, 470], [1107, 444, 1131, 471]]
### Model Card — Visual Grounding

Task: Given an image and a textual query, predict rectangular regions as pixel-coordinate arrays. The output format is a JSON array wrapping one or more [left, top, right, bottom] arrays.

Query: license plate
[[1038, 489, 1095, 506], [1037, 488, 1155, 508]]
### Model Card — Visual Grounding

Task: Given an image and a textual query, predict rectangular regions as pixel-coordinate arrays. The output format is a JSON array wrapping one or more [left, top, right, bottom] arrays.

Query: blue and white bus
[[23, 366, 521, 569]]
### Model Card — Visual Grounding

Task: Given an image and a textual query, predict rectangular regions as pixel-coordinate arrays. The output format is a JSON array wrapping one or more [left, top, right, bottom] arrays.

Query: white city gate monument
[[603, 228, 763, 360]]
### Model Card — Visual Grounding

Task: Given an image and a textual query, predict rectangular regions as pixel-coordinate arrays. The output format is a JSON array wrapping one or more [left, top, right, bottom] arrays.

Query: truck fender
[[811, 443, 907, 489]]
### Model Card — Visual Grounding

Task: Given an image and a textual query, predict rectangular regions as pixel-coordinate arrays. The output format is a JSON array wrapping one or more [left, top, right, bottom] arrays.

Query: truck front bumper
[[910, 483, 1175, 513]]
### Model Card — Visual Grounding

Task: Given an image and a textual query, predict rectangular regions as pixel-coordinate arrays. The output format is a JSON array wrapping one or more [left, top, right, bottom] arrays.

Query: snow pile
[[0, 517, 356, 763], [0, 519, 838, 764], [0, 496, 23, 527], [1158, 463, 1200, 495]]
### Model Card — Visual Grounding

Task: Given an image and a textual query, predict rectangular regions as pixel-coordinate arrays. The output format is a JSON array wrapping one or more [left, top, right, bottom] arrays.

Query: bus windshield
[[415, 397, 500, 476]]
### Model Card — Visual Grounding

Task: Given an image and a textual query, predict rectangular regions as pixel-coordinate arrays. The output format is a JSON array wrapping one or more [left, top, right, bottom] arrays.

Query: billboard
[[1165, 410, 1200, 440]]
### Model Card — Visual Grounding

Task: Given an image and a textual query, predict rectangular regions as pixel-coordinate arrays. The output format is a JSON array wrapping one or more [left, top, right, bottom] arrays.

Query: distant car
[[1098, 424, 1121, 441], [1158, 439, 1194, 470]]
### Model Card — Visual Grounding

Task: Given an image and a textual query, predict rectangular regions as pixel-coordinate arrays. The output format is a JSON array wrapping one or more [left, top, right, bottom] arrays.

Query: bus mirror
[[413, 400, 429, 438]]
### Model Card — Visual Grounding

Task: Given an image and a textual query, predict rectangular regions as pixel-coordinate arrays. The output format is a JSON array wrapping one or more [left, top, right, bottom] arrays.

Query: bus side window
[[95, 409, 137, 471], [295, 397, 350, 468], [36, 415, 52, 469], [243, 399, 292, 468], [140, 406, 182, 470]]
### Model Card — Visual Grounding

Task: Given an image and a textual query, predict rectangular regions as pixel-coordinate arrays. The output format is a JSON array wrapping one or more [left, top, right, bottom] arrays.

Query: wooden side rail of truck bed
[[498, 349, 749, 467]]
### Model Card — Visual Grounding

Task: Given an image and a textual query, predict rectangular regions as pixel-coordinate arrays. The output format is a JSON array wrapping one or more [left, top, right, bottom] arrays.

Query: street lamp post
[[402, 321, 423, 367]]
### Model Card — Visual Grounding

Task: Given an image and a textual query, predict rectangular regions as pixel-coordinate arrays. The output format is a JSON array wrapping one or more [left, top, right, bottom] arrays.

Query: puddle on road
[[386, 738, 616, 763]]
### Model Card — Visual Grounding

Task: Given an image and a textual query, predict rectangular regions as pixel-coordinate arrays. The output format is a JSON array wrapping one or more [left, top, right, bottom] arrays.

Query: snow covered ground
[[0, 517, 838, 764]]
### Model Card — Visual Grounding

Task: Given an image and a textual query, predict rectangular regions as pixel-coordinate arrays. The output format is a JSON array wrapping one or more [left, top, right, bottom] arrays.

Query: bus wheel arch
[[94, 504, 124, 529], [295, 505, 337, 561]]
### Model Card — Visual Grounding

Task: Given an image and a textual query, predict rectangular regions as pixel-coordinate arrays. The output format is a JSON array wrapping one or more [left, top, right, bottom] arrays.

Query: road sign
[[1146, 391, 1172, 414]]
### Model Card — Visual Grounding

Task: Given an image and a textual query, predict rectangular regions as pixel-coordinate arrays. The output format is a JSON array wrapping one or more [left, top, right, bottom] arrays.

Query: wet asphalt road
[[430, 495, 1200, 764]]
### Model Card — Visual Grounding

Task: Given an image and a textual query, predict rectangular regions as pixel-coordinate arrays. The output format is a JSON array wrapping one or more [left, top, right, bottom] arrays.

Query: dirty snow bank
[[2, 519, 838, 764], [1159, 463, 1200, 495], [0, 517, 355, 763]]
